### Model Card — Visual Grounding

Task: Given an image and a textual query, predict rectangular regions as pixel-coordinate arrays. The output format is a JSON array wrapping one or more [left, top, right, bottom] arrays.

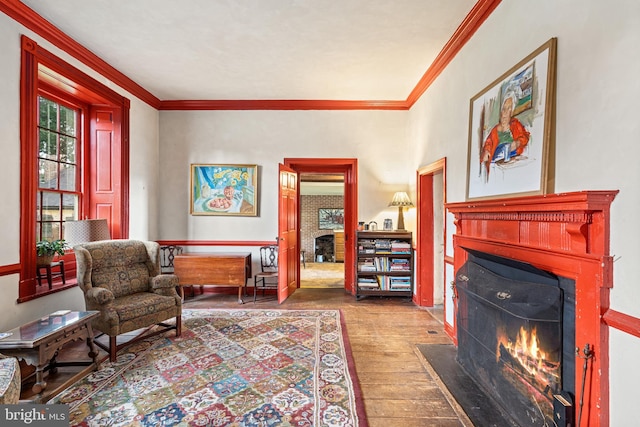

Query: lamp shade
[[388, 192, 414, 207], [388, 192, 414, 231], [64, 219, 111, 248]]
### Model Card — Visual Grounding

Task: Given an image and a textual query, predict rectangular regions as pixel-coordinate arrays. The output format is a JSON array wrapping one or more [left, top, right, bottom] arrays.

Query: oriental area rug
[[50, 309, 367, 427]]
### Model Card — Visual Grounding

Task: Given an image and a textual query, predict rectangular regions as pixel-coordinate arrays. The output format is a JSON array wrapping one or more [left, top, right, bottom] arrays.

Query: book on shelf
[[358, 277, 380, 289], [358, 239, 377, 254], [376, 275, 390, 290], [391, 240, 412, 254], [389, 276, 411, 290], [390, 258, 410, 271], [374, 239, 392, 254], [357, 258, 376, 271]]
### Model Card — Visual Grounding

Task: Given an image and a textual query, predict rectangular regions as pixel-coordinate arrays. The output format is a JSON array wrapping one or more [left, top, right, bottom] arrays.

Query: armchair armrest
[[151, 274, 179, 289], [86, 287, 114, 305], [151, 274, 180, 299]]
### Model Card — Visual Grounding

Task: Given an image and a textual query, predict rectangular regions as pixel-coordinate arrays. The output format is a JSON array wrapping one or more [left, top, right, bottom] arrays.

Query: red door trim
[[284, 158, 358, 294]]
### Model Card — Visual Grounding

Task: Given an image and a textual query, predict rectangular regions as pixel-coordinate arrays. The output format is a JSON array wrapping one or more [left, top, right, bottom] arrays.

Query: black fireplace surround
[[456, 249, 575, 426]]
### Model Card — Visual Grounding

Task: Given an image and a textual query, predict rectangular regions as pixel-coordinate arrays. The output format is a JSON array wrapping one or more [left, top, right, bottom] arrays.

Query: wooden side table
[[174, 252, 252, 303], [36, 260, 66, 289], [0, 310, 99, 402]]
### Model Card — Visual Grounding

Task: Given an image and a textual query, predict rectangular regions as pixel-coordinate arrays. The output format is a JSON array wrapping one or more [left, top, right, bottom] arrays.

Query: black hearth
[[315, 234, 334, 262], [456, 249, 575, 426]]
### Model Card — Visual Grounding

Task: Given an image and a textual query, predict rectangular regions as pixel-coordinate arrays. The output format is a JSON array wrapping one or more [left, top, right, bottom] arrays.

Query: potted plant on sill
[[36, 239, 68, 266]]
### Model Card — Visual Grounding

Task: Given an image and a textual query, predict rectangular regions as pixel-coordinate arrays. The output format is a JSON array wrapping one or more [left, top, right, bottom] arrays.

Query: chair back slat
[[260, 245, 278, 273]]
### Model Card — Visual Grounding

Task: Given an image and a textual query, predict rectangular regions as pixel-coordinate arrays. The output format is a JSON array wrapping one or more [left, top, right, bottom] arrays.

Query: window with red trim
[[37, 95, 84, 241], [19, 36, 130, 302]]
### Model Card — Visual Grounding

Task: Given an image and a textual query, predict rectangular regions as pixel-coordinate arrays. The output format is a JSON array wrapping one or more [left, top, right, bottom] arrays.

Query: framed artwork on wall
[[318, 208, 344, 230], [466, 38, 557, 201], [190, 164, 258, 216]]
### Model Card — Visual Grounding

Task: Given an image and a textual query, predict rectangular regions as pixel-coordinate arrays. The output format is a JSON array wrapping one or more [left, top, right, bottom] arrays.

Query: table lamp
[[388, 192, 414, 231]]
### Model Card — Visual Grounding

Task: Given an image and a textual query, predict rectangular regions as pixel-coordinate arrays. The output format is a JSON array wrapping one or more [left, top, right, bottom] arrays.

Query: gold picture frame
[[190, 164, 258, 216], [466, 38, 557, 201]]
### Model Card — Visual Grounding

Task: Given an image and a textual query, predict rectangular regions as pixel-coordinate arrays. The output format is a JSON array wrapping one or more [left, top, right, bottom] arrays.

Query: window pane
[[59, 164, 76, 191], [59, 105, 76, 136], [39, 159, 58, 189], [38, 97, 57, 131], [63, 194, 78, 221], [60, 135, 76, 164], [39, 129, 57, 160], [41, 192, 61, 221]]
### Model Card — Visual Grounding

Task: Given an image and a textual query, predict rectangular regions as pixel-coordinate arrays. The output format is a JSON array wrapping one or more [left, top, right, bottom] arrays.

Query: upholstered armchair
[[0, 353, 20, 404], [74, 240, 182, 362]]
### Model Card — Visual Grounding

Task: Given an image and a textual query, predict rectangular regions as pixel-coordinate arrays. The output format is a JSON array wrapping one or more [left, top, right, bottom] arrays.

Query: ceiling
[[18, 0, 477, 101]]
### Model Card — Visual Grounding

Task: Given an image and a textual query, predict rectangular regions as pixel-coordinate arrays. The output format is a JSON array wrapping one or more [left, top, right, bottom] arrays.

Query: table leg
[[86, 325, 99, 369], [48, 351, 59, 375], [238, 287, 244, 304], [32, 365, 47, 394]]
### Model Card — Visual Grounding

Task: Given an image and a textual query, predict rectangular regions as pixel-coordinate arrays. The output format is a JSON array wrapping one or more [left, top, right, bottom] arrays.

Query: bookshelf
[[355, 231, 413, 299]]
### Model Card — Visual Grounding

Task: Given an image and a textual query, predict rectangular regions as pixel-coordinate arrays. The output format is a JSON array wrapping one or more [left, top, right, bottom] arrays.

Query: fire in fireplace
[[456, 249, 575, 426]]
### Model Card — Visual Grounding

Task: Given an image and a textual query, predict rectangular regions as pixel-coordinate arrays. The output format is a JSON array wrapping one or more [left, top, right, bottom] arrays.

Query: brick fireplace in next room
[[447, 191, 618, 427]]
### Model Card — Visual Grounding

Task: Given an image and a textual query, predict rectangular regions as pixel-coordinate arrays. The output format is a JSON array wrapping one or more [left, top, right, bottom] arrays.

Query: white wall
[[158, 110, 413, 241], [0, 13, 160, 330], [407, 1, 640, 424]]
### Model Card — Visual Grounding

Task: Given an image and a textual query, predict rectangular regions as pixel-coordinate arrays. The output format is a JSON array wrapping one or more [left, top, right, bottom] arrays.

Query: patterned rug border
[[52, 308, 368, 427]]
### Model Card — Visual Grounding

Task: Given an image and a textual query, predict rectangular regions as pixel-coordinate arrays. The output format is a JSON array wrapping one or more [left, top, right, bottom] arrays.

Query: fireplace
[[456, 249, 575, 425], [447, 191, 618, 427], [315, 234, 334, 262]]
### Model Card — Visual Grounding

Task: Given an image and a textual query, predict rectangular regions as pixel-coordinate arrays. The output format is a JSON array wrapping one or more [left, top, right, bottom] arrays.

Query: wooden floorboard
[[18, 287, 472, 426]]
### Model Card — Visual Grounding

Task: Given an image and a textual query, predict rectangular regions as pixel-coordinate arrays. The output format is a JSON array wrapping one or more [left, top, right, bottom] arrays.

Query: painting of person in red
[[480, 93, 530, 176]]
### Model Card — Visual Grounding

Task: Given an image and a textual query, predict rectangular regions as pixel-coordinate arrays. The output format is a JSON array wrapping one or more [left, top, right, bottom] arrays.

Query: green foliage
[[36, 239, 68, 257]]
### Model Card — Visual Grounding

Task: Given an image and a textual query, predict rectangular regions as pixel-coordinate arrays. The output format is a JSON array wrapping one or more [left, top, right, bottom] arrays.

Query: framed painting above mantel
[[318, 208, 344, 230], [466, 38, 557, 201]]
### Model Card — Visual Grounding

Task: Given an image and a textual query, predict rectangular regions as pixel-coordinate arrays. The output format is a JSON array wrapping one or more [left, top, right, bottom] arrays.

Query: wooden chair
[[254, 245, 278, 302], [159, 245, 183, 274], [36, 260, 66, 290]]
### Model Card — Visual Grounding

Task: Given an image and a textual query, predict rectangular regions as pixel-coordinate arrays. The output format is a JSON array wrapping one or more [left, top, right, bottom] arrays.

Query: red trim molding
[[406, 0, 501, 106], [0, 0, 160, 108], [0, 263, 20, 276], [159, 99, 408, 111], [603, 309, 640, 339], [1, 0, 500, 111], [156, 240, 276, 247]]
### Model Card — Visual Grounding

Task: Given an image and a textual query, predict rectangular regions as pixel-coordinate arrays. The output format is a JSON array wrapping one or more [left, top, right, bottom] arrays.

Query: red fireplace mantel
[[446, 190, 618, 427]]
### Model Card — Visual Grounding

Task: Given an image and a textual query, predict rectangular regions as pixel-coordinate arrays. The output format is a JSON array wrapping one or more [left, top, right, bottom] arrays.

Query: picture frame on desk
[[190, 164, 258, 216]]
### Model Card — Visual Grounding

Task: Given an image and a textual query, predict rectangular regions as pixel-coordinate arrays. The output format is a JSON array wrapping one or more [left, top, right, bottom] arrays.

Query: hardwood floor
[[21, 287, 472, 426]]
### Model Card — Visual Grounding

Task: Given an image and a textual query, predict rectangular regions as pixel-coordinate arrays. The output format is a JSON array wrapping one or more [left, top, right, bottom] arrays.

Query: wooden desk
[[0, 310, 99, 402], [174, 252, 252, 303]]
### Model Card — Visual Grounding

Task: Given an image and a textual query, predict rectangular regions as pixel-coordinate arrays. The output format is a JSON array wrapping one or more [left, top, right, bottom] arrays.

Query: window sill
[[17, 280, 78, 303]]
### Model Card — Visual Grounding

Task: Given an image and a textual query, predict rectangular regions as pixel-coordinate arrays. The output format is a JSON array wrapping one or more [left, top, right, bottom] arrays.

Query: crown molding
[[1, 0, 500, 111], [406, 0, 501, 106], [158, 99, 409, 111], [0, 0, 161, 108]]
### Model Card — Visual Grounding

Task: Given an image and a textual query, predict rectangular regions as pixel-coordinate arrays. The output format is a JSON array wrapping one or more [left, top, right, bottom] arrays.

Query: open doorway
[[283, 158, 358, 294], [299, 174, 345, 288]]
